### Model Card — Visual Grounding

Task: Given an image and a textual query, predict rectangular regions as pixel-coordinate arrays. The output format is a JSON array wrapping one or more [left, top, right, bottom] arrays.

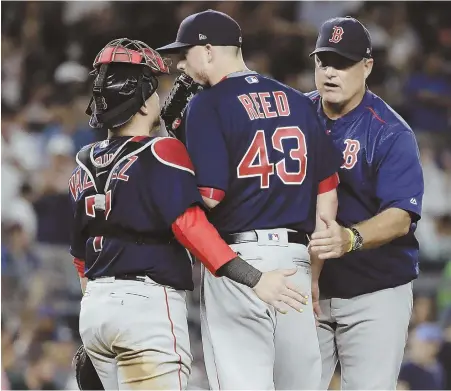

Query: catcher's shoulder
[[77, 141, 96, 155], [151, 137, 195, 175]]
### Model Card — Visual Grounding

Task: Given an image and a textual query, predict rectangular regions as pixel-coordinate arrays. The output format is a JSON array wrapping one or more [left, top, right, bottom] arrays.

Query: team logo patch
[[199, 34, 207, 40], [329, 26, 344, 43], [268, 233, 280, 242], [245, 75, 259, 84], [341, 139, 360, 170]]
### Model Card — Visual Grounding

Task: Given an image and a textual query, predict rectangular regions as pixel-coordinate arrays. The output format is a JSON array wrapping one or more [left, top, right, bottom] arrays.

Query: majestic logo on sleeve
[[329, 26, 344, 43], [341, 139, 360, 169]]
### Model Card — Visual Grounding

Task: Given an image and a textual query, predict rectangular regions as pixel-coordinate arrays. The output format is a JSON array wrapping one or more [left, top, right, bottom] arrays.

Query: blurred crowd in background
[[1, 1, 451, 390]]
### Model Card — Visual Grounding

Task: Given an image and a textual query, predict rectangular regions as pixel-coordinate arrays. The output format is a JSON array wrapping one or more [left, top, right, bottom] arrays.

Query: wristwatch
[[349, 227, 364, 251]]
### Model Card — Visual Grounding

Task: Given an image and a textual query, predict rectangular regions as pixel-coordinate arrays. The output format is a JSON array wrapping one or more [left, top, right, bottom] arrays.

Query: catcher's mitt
[[161, 73, 203, 140], [73, 344, 104, 390]]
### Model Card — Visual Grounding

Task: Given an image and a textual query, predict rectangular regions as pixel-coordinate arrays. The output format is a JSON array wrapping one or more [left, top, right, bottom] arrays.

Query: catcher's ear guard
[[73, 345, 104, 390]]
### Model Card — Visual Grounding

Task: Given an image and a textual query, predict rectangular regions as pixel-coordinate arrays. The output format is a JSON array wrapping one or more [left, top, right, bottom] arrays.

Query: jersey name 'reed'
[[238, 91, 290, 120]]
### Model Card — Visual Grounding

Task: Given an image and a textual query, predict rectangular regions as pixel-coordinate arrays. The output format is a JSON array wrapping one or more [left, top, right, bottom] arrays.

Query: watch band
[[349, 227, 364, 251]]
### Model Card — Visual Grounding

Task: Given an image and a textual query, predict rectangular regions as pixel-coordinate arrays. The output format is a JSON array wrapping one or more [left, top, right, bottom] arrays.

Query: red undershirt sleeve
[[73, 258, 85, 278], [171, 205, 236, 274]]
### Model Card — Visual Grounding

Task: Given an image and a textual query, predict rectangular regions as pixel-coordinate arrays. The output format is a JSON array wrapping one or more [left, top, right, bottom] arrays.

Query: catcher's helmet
[[86, 38, 170, 129]]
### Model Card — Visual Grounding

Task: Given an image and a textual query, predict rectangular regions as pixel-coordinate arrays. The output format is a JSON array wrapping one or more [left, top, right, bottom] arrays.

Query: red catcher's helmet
[[86, 38, 170, 129]]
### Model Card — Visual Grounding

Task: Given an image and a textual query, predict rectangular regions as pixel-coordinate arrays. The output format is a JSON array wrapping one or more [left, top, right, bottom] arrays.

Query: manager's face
[[314, 52, 373, 105]]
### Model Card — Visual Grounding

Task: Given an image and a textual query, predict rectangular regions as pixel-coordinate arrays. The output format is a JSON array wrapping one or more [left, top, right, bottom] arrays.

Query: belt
[[90, 274, 191, 291], [90, 274, 148, 282], [222, 230, 309, 246], [114, 274, 147, 282]]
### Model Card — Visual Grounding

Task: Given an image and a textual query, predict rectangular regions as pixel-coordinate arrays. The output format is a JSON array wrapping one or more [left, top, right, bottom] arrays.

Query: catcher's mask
[[86, 38, 170, 129]]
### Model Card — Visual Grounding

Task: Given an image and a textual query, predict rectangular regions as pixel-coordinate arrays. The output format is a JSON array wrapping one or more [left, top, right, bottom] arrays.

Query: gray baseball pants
[[317, 281, 413, 390], [79, 276, 192, 390], [200, 228, 322, 390]]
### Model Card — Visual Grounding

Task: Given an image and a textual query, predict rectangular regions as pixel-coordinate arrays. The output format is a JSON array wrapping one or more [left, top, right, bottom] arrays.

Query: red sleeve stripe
[[198, 187, 225, 202], [73, 258, 85, 278], [365, 107, 386, 124], [318, 173, 340, 194]]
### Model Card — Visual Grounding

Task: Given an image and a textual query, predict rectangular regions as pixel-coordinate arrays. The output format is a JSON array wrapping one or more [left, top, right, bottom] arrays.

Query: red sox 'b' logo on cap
[[329, 26, 344, 43]]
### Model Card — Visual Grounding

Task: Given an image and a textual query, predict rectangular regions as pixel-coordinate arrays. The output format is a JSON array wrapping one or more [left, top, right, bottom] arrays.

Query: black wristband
[[216, 256, 262, 288]]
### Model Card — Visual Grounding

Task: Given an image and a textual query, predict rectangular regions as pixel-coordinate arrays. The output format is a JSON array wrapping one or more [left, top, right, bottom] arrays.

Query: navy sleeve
[[184, 94, 229, 192], [375, 127, 424, 221], [149, 139, 205, 226], [68, 167, 87, 259], [313, 111, 343, 182]]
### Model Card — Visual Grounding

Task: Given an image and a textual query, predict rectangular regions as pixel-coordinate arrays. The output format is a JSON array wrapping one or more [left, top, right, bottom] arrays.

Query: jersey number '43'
[[237, 126, 307, 188]]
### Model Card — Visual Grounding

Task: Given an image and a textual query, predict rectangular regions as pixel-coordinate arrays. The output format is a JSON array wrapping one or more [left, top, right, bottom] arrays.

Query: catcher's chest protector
[[76, 139, 152, 215]]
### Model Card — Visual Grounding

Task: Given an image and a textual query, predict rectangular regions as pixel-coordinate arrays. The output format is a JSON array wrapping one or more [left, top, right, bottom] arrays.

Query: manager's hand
[[309, 214, 352, 259]]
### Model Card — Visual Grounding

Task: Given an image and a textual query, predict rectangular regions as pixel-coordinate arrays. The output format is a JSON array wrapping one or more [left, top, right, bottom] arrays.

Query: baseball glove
[[160, 73, 203, 140], [73, 344, 104, 390]]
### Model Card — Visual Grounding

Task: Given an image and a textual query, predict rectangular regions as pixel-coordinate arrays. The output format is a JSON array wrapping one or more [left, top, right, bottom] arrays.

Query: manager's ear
[[363, 58, 374, 80]]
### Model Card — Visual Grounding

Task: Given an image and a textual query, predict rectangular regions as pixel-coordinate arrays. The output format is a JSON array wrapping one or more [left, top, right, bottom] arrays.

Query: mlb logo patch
[[268, 233, 280, 242], [99, 140, 109, 148], [245, 75, 259, 84]]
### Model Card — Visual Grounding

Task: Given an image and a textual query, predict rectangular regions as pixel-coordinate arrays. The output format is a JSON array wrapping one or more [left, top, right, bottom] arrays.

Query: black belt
[[90, 274, 148, 282], [222, 230, 309, 246], [115, 274, 147, 282]]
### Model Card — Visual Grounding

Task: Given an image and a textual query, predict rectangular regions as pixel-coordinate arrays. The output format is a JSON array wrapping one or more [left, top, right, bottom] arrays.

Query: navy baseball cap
[[310, 16, 372, 61], [157, 9, 242, 53]]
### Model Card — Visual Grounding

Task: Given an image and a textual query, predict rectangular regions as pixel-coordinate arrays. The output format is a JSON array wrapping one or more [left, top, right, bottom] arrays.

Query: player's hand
[[309, 214, 351, 259], [252, 268, 309, 314], [312, 280, 321, 326]]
